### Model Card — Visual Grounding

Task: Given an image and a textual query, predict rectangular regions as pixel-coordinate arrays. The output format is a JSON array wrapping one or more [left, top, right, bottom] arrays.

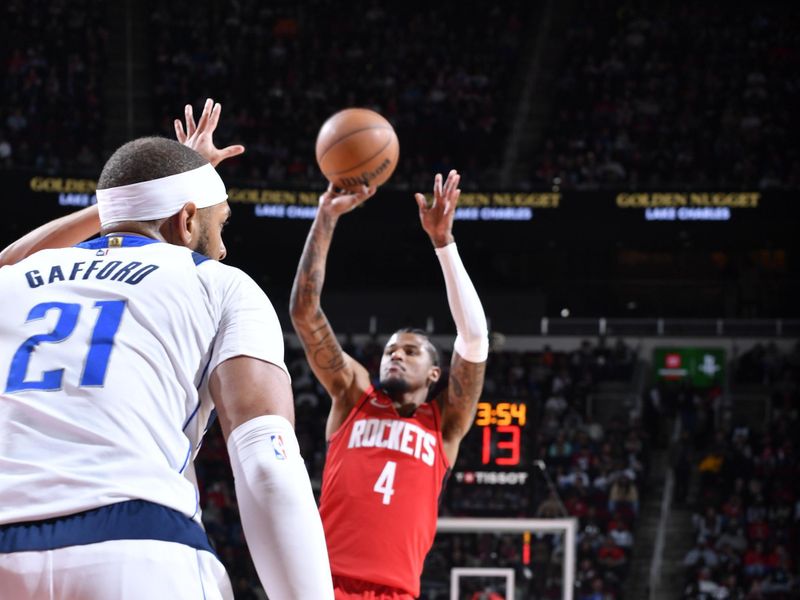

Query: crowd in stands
[[533, 2, 800, 189], [193, 337, 642, 598], [0, 0, 107, 172], [679, 346, 799, 599], [4, 1, 800, 194], [148, 0, 530, 190]]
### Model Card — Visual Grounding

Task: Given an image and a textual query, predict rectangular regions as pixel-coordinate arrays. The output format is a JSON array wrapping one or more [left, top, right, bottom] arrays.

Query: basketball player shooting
[[290, 169, 489, 599], [0, 100, 334, 599]]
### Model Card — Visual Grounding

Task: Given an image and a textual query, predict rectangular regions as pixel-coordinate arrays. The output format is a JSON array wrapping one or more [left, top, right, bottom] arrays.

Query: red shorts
[[333, 575, 415, 600]]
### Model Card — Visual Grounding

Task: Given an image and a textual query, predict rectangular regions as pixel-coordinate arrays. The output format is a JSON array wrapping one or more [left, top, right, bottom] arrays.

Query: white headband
[[96, 163, 228, 227]]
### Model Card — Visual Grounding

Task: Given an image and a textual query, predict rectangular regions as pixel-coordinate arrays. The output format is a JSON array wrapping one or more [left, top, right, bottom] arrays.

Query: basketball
[[315, 108, 399, 191]]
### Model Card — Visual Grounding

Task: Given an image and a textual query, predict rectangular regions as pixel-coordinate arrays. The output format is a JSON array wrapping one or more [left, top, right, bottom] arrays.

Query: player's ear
[[166, 202, 198, 247], [427, 365, 441, 387]]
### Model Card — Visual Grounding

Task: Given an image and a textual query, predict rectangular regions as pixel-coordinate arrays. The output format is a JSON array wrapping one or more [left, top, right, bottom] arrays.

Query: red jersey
[[320, 385, 451, 597]]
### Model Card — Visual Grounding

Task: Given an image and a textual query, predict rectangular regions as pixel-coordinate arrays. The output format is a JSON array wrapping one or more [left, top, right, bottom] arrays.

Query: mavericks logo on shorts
[[270, 434, 288, 460]]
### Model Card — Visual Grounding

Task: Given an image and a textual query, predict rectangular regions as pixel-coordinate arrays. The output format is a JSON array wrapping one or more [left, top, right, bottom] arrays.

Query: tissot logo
[[454, 471, 530, 486]]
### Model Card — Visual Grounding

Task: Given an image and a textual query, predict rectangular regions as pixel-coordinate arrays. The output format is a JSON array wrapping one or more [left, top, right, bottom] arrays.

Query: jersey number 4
[[373, 460, 397, 505], [5, 300, 126, 393]]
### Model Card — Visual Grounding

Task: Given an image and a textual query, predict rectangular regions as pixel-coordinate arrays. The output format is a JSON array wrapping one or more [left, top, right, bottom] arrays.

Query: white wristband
[[435, 242, 489, 362], [228, 415, 333, 599]]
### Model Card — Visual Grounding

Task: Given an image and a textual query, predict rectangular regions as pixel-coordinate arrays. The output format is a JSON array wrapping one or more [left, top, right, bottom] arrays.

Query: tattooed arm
[[415, 170, 489, 466], [440, 354, 487, 465], [290, 183, 377, 439]]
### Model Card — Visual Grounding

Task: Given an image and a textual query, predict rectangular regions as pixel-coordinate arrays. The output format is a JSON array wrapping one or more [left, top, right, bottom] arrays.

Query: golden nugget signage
[[22, 172, 781, 225], [616, 192, 760, 221], [227, 188, 318, 205], [30, 177, 98, 207], [228, 188, 562, 221], [228, 188, 319, 219], [454, 192, 560, 221]]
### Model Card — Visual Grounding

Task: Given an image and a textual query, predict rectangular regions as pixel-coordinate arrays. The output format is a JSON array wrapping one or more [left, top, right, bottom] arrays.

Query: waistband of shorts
[[0, 500, 214, 554], [332, 574, 415, 598]]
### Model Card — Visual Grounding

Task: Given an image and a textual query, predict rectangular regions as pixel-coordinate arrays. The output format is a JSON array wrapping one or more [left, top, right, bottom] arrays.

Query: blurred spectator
[[608, 474, 639, 517], [683, 537, 720, 570], [693, 506, 724, 542], [596, 537, 627, 578], [682, 567, 728, 600], [579, 577, 614, 600]]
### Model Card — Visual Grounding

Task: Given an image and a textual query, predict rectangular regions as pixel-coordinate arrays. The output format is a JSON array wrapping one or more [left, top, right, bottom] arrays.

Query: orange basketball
[[315, 108, 399, 191]]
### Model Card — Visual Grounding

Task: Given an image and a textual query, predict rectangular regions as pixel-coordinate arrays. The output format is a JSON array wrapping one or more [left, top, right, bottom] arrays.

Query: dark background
[[4, 172, 798, 328]]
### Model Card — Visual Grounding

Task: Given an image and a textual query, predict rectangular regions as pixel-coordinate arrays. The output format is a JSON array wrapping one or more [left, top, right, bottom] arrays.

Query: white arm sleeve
[[227, 416, 333, 600], [435, 242, 489, 362]]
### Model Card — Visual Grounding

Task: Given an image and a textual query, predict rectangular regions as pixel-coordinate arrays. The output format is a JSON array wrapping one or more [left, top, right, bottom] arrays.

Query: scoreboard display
[[474, 401, 527, 466], [449, 399, 534, 492]]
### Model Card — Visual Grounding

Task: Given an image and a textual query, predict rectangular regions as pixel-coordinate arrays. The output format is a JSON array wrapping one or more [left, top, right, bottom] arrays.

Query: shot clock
[[474, 401, 528, 467], [447, 399, 533, 514]]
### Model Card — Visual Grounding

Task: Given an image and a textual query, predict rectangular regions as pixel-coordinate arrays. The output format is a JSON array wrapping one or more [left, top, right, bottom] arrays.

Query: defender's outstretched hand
[[1, 98, 245, 268], [415, 169, 460, 248], [174, 98, 245, 167], [318, 183, 377, 218]]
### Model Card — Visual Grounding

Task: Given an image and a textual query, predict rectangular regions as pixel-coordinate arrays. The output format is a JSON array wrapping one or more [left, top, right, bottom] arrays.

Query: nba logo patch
[[270, 434, 288, 460]]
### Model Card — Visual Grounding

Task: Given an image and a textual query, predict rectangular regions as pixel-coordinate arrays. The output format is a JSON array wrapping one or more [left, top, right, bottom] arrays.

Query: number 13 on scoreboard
[[481, 425, 520, 466], [475, 401, 526, 467]]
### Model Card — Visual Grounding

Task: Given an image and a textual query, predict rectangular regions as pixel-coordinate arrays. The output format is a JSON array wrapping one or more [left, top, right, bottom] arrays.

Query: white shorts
[[0, 539, 233, 600], [0, 500, 233, 600]]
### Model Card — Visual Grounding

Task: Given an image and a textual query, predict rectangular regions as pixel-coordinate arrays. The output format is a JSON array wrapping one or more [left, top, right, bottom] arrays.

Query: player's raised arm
[[416, 170, 489, 465], [290, 183, 376, 437]]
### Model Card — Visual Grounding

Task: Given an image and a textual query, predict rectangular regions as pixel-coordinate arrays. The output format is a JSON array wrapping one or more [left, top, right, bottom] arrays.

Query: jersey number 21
[[5, 300, 126, 393]]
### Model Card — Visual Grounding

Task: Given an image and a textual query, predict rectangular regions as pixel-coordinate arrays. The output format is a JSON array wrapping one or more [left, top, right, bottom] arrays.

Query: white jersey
[[0, 234, 287, 525]]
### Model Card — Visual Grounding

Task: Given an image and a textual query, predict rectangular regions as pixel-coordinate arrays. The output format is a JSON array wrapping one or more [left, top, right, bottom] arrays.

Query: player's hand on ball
[[318, 182, 377, 218], [174, 98, 245, 167], [415, 169, 460, 248]]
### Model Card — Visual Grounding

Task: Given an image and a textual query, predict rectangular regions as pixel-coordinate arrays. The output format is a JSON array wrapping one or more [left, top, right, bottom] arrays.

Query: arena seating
[[0, 0, 108, 172], [147, 0, 532, 189], [679, 346, 799, 598], [4, 1, 799, 193], [533, 3, 800, 189]]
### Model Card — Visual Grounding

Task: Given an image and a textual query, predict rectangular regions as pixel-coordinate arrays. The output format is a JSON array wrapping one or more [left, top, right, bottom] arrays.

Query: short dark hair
[[392, 327, 440, 366], [98, 136, 207, 189]]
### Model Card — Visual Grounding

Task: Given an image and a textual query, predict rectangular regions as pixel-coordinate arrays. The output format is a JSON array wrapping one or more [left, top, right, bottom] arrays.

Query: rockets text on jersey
[[346, 417, 437, 466]]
